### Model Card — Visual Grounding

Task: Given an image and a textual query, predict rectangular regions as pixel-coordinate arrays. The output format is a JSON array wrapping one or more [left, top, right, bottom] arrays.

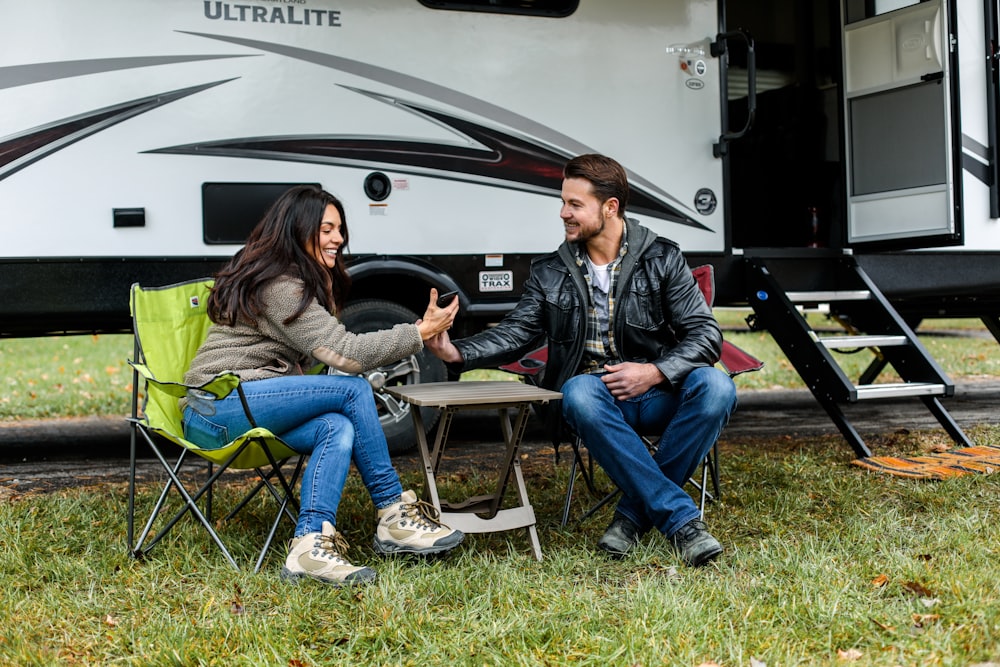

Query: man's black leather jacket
[[454, 219, 723, 402]]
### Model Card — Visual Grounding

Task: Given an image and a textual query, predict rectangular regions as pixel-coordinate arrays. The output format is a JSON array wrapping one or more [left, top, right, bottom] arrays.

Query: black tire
[[336, 299, 446, 454]]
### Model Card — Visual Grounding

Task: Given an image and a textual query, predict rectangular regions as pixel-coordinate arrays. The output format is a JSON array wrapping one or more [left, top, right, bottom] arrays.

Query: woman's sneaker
[[281, 521, 376, 586], [373, 490, 465, 555]]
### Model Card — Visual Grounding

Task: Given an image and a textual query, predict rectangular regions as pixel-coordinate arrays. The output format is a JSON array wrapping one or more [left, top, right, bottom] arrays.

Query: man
[[427, 154, 737, 566]]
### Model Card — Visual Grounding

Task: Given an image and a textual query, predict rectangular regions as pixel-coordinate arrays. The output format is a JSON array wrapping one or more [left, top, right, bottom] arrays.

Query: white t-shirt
[[587, 256, 611, 294]]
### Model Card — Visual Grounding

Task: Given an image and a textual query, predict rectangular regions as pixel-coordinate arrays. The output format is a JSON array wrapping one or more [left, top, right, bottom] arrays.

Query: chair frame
[[126, 279, 304, 571], [560, 436, 719, 528]]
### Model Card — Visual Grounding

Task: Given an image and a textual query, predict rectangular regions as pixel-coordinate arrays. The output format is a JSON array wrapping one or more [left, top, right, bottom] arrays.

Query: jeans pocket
[[182, 409, 230, 449]]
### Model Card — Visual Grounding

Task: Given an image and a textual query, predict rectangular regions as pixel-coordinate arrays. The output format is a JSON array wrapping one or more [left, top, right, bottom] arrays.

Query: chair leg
[[133, 434, 242, 569], [560, 453, 578, 529], [254, 456, 305, 572], [561, 438, 611, 528]]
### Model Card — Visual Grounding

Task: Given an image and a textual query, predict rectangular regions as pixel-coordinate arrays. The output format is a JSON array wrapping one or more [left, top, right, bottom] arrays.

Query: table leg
[[409, 406, 440, 509]]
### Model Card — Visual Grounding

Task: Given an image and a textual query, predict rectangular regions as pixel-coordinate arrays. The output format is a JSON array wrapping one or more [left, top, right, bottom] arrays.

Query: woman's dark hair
[[207, 185, 351, 326], [563, 153, 629, 215]]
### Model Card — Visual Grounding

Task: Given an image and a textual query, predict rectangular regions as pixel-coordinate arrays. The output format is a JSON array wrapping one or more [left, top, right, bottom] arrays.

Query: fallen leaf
[[920, 597, 941, 608], [901, 581, 934, 597], [695, 662, 722, 667], [837, 648, 863, 661], [912, 613, 940, 628], [750, 658, 767, 667], [230, 585, 245, 615], [103, 614, 118, 627], [871, 573, 889, 588]]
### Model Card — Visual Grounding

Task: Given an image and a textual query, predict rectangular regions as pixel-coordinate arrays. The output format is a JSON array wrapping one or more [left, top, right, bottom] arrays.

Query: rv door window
[[417, 0, 577, 18], [845, 0, 927, 24]]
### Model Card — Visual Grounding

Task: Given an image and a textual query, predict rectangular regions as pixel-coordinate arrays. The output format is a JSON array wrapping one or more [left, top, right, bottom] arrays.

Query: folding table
[[385, 380, 561, 561]]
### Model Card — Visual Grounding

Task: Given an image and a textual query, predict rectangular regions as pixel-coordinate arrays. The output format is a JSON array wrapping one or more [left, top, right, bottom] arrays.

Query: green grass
[[2, 425, 1000, 665], [1, 318, 999, 664], [0, 334, 133, 421]]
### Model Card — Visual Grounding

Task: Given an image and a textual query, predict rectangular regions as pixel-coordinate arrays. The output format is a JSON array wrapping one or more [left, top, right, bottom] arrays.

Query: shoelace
[[315, 530, 351, 562], [401, 498, 444, 530], [673, 520, 706, 542]]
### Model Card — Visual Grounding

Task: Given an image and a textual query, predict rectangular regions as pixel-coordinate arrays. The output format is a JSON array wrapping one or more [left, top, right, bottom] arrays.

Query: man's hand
[[601, 362, 665, 400], [424, 328, 463, 363]]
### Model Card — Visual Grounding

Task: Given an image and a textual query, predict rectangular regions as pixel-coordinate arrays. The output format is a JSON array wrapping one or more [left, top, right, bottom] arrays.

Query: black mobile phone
[[436, 290, 458, 308]]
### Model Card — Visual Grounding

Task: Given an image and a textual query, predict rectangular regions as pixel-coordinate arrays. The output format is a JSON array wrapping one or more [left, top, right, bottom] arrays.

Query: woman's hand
[[416, 288, 459, 341]]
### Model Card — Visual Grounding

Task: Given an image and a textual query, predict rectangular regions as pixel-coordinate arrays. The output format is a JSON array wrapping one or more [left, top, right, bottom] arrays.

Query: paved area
[[2, 379, 999, 495]]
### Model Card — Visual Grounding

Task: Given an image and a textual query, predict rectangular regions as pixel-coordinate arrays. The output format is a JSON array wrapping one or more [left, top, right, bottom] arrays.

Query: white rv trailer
[[2, 0, 999, 453]]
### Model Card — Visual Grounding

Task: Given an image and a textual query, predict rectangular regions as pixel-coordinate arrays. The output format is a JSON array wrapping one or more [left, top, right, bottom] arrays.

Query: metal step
[[854, 382, 946, 400], [817, 334, 909, 349], [784, 290, 871, 303]]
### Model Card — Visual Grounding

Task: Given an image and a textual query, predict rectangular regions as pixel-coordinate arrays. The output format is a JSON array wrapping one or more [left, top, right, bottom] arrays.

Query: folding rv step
[[784, 290, 871, 303], [816, 334, 908, 349], [854, 383, 946, 400]]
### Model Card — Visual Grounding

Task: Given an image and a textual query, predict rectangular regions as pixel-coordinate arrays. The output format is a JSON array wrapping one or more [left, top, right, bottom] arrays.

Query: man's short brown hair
[[563, 153, 629, 215]]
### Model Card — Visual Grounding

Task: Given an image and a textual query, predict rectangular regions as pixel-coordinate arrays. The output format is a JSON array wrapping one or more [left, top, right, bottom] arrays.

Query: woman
[[181, 184, 463, 587]]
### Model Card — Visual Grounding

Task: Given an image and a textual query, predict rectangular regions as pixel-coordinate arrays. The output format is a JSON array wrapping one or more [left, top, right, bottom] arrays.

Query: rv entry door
[[842, 0, 962, 248]]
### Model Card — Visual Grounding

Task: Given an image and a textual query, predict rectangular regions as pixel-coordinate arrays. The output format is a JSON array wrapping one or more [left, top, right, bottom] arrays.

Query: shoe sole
[[279, 566, 376, 587], [596, 541, 633, 559], [372, 532, 465, 556], [688, 544, 724, 567]]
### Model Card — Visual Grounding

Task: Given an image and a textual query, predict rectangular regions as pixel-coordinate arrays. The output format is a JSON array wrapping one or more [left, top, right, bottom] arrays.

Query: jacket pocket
[[543, 291, 577, 343], [622, 275, 665, 332]]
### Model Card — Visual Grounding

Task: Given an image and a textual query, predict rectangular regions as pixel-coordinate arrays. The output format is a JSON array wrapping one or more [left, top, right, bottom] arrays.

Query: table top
[[385, 381, 562, 408]]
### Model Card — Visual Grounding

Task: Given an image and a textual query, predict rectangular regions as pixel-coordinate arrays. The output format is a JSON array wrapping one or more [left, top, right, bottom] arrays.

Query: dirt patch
[[3, 380, 1000, 497]]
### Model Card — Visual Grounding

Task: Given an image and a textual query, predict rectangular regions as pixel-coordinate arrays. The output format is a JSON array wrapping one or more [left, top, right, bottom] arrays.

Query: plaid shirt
[[575, 224, 629, 374]]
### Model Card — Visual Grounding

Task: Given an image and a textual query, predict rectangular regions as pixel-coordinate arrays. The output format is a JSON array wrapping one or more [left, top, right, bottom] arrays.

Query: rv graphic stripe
[[149, 94, 703, 227], [182, 31, 701, 222], [0, 55, 253, 91], [0, 81, 233, 182]]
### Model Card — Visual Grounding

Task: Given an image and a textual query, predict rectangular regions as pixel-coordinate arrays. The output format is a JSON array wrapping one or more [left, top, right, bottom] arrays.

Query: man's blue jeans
[[182, 375, 403, 537], [561, 367, 737, 538]]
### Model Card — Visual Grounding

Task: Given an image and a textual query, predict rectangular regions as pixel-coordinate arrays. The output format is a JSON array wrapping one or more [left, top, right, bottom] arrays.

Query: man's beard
[[571, 210, 610, 243]]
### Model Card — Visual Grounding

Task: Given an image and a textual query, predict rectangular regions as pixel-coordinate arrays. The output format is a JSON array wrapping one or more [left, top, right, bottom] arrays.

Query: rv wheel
[[335, 299, 446, 454]]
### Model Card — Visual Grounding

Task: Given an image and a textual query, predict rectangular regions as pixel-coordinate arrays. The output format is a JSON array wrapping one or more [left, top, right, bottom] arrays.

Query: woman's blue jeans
[[561, 366, 737, 538], [181, 375, 403, 537]]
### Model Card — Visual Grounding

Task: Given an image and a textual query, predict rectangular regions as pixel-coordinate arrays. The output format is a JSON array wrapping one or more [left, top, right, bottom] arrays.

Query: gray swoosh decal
[[0, 54, 254, 90]]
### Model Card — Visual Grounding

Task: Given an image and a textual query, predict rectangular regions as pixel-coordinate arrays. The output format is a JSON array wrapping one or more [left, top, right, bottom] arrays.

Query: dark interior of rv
[[726, 0, 844, 251]]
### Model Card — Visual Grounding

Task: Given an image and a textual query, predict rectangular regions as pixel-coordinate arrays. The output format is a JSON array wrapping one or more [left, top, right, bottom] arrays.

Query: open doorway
[[726, 0, 844, 250]]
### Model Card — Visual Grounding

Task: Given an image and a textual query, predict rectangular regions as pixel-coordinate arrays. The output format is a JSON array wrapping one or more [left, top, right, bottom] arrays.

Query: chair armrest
[[129, 361, 241, 399]]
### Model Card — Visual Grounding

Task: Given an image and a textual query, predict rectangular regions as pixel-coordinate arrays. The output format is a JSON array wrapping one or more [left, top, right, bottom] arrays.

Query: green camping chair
[[127, 279, 303, 571]]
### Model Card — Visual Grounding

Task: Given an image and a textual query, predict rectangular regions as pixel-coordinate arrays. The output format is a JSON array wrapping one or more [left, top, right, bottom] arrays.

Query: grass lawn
[[1, 425, 999, 665], [1, 319, 999, 664]]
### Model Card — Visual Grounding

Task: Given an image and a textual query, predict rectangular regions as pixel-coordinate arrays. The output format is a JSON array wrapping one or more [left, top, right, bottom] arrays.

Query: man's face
[[560, 177, 611, 244]]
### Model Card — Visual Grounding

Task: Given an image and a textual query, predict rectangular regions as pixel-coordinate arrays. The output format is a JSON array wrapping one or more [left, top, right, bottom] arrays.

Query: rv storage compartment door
[[842, 0, 961, 247]]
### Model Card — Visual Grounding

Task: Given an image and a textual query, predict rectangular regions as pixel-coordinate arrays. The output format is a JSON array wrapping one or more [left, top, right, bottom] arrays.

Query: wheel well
[[347, 272, 434, 318]]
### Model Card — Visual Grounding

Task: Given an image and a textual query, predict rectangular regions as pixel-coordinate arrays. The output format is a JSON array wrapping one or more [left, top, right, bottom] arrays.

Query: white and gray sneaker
[[280, 521, 376, 587], [373, 490, 465, 556]]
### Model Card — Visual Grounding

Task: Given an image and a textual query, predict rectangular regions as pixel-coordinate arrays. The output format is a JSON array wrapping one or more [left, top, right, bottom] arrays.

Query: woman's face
[[309, 204, 345, 269]]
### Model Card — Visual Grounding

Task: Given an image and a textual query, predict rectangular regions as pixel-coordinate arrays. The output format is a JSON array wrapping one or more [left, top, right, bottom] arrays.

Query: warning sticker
[[479, 270, 513, 292]]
